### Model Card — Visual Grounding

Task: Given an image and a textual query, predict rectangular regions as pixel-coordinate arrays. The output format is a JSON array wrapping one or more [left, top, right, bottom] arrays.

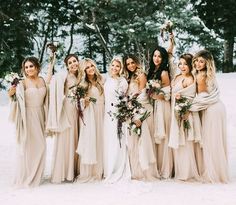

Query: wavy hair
[[64, 54, 83, 81], [123, 54, 144, 83], [79, 58, 104, 95], [179, 53, 193, 73], [147, 46, 170, 81], [192, 50, 216, 87], [21, 56, 41, 77]]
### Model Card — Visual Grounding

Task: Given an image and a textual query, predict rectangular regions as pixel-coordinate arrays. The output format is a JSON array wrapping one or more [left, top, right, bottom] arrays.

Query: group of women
[[8, 36, 229, 188]]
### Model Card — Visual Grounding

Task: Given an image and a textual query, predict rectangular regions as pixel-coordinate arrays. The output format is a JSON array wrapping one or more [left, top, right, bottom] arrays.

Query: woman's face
[[195, 57, 206, 71], [111, 60, 121, 76], [24, 61, 38, 77], [153, 50, 162, 68], [178, 58, 190, 75], [85, 62, 96, 77], [67, 56, 79, 74], [126, 58, 137, 72]]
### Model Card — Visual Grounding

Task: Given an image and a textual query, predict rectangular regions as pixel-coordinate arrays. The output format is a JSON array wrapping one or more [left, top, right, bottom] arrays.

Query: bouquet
[[68, 84, 96, 124], [160, 20, 174, 43], [47, 42, 58, 55], [109, 92, 150, 146], [174, 94, 191, 130], [129, 109, 151, 137], [5, 72, 22, 101], [146, 79, 165, 100]]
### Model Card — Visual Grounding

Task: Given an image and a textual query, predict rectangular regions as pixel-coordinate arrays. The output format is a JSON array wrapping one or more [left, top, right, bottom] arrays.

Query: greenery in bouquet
[[174, 94, 192, 130], [68, 84, 97, 124]]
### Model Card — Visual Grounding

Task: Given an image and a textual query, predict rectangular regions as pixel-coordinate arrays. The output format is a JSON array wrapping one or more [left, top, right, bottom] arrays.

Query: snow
[[0, 73, 236, 205]]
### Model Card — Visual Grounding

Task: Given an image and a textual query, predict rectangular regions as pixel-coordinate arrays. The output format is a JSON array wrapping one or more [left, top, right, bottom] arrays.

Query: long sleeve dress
[[103, 75, 131, 183]]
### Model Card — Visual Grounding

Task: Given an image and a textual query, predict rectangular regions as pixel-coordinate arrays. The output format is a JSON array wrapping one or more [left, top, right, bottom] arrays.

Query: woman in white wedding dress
[[103, 56, 131, 183]]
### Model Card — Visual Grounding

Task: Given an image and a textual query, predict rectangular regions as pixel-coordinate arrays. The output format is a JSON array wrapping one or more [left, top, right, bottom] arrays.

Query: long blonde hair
[[192, 50, 216, 88], [79, 58, 104, 95]]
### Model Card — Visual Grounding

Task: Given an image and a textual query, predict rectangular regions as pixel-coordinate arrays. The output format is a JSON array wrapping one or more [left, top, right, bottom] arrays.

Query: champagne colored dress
[[77, 85, 104, 182], [194, 84, 229, 183], [169, 78, 201, 181], [126, 78, 158, 180], [14, 81, 47, 187], [51, 74, 79, 183]]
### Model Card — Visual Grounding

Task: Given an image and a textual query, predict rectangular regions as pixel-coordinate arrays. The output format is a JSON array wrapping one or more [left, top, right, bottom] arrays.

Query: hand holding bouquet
[[5, 72, 22, 101], [68, 84, 97, 124], [160, 20, 174, 43], [174, 93, 191, 130], [146, 80, 166, 101], [129, 109, 151, 137]]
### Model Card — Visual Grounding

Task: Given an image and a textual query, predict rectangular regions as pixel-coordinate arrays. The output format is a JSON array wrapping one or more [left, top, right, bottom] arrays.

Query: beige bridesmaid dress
[[126, 79, 159, 180], [14, 83, 46, 187], [77, 85, 104, 182], [169, 79, 200, 181], [51, 74, 79, 183]]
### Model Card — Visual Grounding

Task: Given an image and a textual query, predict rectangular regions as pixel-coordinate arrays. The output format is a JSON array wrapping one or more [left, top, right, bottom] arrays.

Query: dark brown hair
[[64, 54, 79, 66]]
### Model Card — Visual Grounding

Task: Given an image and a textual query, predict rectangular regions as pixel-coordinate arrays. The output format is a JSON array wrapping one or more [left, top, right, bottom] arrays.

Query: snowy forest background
[[0, 0, 236, 88], [1, 1, 236, 204]]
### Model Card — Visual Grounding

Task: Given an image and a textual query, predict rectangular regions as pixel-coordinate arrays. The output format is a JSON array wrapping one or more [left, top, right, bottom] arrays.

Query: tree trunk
[[67, 24, 74, 55], [88, 33, 92, 58], [223, 30, 234, 73], [39, 24, 50, 64], [102, 49, 106, 73]]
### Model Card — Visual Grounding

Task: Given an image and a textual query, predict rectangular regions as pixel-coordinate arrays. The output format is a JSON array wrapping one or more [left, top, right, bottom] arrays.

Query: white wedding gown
[[103, 75, 131, 183]]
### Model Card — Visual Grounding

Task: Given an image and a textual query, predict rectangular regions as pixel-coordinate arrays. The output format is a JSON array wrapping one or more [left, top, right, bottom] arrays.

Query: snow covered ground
[[0, 73, 236, 205]]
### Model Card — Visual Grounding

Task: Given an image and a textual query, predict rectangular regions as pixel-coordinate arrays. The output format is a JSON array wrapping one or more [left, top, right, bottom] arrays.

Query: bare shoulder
[[161, 70, 170, 86], [196, 72, 206, 83], [187, 75, 194, 84], [138, 72, 146, 80]]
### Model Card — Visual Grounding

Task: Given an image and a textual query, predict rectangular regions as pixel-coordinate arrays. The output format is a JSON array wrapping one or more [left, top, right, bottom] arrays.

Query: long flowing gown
[[51, 74, 79, 183], [153, 83, 173, 179], [191, 81, 229, 183], [77, 85, 104, 182], [14, 82, 47, 188], [169, 78, 201, 181], [126, 78, 159, 180], [103, 75, 131, 183]]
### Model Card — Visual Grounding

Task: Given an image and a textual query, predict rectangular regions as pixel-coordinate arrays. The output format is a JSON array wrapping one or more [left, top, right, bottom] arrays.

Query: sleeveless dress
[[77, 85, 104, 182], [200, 87, 229, 183], [51, 74, 79, 183], [152, 80, 173, 179], [126, 78, 158, 180], [14, 82, 46, 187], [169, 78, 200, 181]]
